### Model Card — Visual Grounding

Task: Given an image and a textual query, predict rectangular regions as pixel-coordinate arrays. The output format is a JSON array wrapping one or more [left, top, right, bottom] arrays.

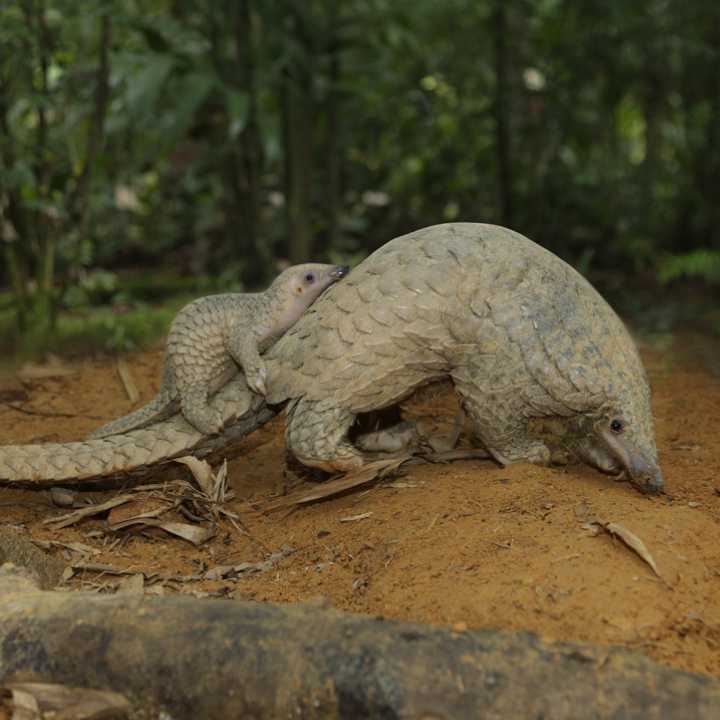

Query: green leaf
[[124, 54, 175, 116], [171, 71, 216, 138]]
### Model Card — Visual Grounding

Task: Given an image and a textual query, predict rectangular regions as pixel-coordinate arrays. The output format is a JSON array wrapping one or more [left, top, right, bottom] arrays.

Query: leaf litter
[[2, 682, 131, 720], [585, 518, 661, 578], [41, 456, 241, 547]]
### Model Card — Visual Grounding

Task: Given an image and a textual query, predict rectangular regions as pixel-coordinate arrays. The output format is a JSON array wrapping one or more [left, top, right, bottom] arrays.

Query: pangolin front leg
[[455, 386, 551, 466]]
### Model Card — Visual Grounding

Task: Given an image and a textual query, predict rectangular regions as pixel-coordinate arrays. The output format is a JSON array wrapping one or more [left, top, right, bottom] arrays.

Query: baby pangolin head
[[271, 262, 349, 330]]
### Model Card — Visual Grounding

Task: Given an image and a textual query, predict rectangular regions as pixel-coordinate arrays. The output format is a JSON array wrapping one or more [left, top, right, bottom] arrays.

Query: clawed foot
[[183, 407, 225, 436], [246, 363, 268, 396], [489, 441, 551, 467], [355, 421, 420, 453]]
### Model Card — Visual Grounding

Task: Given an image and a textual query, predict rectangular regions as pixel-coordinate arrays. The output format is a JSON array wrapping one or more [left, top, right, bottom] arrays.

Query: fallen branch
[[0, 566, 718, 719]]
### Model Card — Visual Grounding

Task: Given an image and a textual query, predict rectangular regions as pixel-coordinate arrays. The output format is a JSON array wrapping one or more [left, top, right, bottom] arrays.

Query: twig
[[491, 541, 513, 550], [116, 358, 139, 404]]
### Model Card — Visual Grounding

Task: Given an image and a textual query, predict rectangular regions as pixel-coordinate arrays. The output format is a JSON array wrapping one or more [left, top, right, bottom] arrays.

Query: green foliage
[[1, 0, 719, 358], [658, 251, 720, 284], [0, 292, 184, 357]]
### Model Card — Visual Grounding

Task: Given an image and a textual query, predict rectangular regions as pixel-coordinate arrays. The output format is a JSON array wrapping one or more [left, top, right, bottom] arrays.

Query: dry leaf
[[175, 456, 214, 496], [107, 498, 170, 529], [116, 357, 139, 404], [599, 521, 660, 576], [339, 512, 373, 523], [31, 539, 100, 557], [44, 495, 134, 529], [5, 683, 130, 720], [149, 520, 215, 546], [106, 514, 215, 546], [7, 686, 40, 720], [266, 457, 409, 510], [212, 460, 229, 503]]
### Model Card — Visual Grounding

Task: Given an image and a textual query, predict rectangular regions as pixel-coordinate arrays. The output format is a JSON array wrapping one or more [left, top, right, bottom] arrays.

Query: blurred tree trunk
[[0, 75, 30, 319], [674, 6, 720, 248], [699, 15, 720, 246], [323, 2, 342, 254], [210, 0, 264, 280], [232, 0, 263, 272], [22, 0, 53, 336], [282, 8, 315, 263], [640, 63, 662, 244], [492, 0, 513, 227], [71, 13, 111, 265]]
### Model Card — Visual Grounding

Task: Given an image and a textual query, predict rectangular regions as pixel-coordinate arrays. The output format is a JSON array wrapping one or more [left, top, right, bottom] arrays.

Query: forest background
[[1, 0, 718, 356]]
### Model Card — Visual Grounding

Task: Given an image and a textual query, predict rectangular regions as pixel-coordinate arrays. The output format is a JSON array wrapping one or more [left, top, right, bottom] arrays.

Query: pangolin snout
[[628, 456, 664, 494], [597, 425, 663, 494], [330, 265, 350, 279]]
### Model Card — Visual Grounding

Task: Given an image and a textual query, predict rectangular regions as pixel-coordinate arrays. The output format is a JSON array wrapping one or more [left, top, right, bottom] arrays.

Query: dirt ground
[[1, 337, 720, 679]]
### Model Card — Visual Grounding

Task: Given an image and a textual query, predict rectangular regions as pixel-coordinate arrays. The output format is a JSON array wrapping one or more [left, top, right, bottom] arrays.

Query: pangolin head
[[572, 347, 663, 494]]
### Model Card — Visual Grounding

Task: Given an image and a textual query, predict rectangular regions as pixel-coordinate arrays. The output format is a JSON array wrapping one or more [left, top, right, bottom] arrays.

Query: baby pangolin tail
[[88, 366, 178, 438]]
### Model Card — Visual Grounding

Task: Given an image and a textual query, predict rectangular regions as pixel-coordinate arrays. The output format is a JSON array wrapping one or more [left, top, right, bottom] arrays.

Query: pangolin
[[0, 224, 662, 492], [263, 223, 663, 492], [89, 263, 348, 437]]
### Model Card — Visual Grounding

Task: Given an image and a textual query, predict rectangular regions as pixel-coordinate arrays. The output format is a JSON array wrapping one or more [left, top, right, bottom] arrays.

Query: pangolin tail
[[88, 365, 177, 439]]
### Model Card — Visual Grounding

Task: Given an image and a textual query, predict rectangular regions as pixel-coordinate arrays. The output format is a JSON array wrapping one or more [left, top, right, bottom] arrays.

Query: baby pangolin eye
[[610, 419, 624, 433], [305, 273, 315, 283]]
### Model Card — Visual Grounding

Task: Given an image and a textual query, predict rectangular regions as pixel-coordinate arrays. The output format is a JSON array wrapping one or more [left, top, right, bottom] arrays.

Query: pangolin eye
[[610, 419, 624, 433], [305, 273, 315, 283]]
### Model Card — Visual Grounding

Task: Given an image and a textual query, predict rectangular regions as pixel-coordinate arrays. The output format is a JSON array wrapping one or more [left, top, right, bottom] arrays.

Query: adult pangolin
[[0, 224, 662, 492]]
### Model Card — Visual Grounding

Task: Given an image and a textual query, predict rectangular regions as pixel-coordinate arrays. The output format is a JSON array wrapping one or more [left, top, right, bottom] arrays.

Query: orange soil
[[1, 340, 719, 678]]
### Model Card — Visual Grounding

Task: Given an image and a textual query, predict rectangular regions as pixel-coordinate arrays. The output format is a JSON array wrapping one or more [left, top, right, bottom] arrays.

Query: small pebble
[[50, 487, 76, 508]]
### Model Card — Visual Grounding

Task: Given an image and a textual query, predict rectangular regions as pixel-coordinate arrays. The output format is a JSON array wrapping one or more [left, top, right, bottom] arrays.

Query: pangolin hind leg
[[455, 387, 551, 467], [285, 398, 365, 472], [178, 385, 225, 435]]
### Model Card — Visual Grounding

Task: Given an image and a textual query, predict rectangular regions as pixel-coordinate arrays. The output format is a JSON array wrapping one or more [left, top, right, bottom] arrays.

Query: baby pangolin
[[90, 263, 349, 437]]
